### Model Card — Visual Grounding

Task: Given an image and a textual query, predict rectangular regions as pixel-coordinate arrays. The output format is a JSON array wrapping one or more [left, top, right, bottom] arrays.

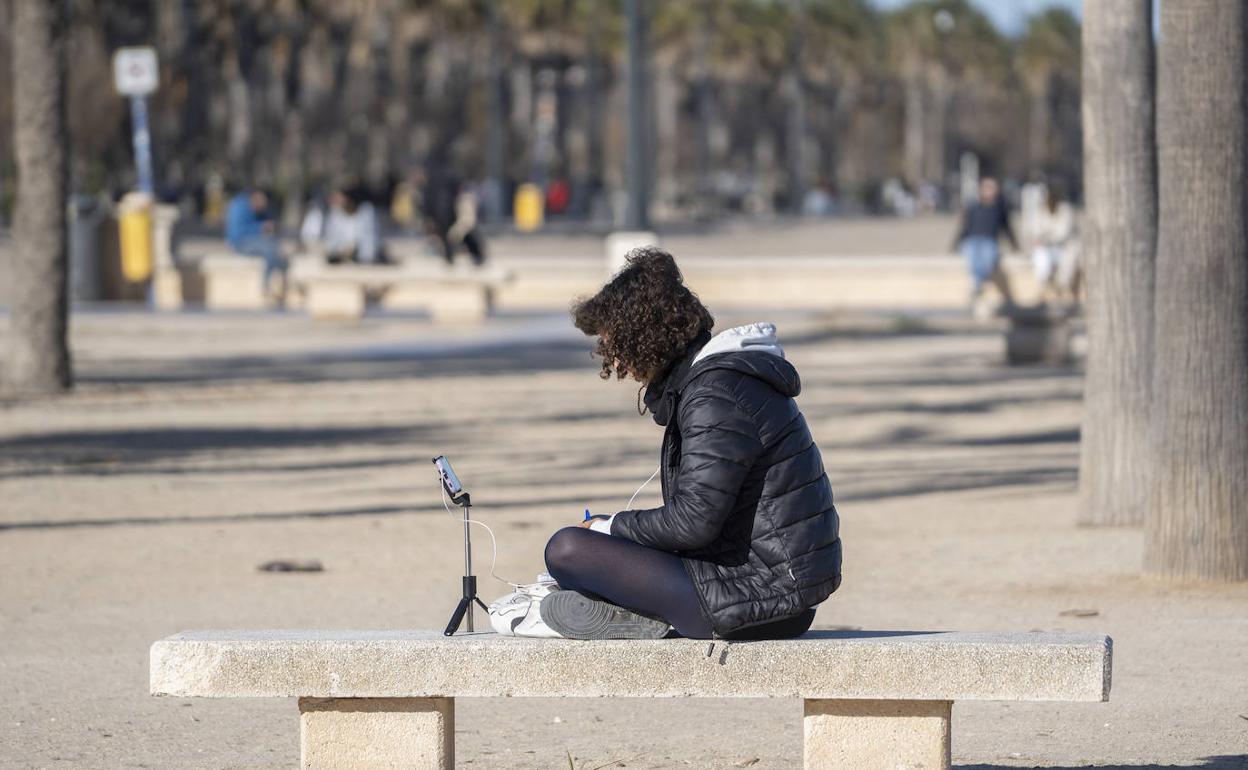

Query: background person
[[953, 176, 1018, 315], [420, 164, 486, 267], [445, 183, 487, 267], [1031, 188, 1080, 304], [225, 188, 286, 300], [322, 188, 385, 265], [300, 187, 387, 265]]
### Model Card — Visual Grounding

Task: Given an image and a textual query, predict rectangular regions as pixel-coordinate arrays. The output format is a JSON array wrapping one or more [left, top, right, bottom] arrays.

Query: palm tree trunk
[[785, 0, 806, 213], [1077, 0, 1156, 526], [902, 66, 924, 188], [5, 0, 71, 394], [1146, 1, 1248, 580], [1028, 76, 1051, 175], [624, 0, 650, 230]]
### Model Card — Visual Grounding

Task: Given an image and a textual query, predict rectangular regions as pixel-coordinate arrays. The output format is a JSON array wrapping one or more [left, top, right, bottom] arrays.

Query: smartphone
[[432, 456, 464, 498]]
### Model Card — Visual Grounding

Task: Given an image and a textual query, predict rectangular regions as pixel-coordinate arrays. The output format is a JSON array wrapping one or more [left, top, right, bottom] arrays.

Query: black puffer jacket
[[611, 334, 842, 636]]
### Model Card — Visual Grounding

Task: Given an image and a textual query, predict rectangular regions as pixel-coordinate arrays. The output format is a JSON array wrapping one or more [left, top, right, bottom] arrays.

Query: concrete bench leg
[[803, 699, 950, 770], [427, 285, 492, 324], [305, 282, 366, 320], [299, 697, 454, 770], [205, 266, 266, 310]]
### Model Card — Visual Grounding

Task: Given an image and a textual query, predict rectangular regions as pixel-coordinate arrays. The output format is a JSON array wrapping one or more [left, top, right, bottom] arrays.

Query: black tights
[[543, 527, 816, 640]]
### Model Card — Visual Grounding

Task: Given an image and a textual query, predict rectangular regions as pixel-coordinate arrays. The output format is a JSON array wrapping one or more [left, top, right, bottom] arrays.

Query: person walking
[[953, 176, 1018, 316], [420, 165, 486, 267]]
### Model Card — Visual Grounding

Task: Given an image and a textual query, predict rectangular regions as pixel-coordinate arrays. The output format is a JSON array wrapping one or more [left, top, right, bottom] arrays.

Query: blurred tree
[[1017, 7, 1080, 188], [802, 0, 884, 199], [1146, 0, 1248, 580], [0, 3, 12, 224], [5, 0, 72, 394], [1077, 0, 1155, 528], [650, 0, 881, 210], [0, 0, 1078, 222], [886, 0, 1008, 192], [785, 0, 807, 211]]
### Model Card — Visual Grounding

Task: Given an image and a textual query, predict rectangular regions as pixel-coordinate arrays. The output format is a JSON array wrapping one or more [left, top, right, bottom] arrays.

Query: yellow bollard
[[513, 183, 544, 232], [117, 192, 153, 283]]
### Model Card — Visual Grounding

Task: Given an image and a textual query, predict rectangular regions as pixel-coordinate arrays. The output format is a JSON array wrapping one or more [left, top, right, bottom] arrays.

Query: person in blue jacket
[[225, 189, 285, 300]]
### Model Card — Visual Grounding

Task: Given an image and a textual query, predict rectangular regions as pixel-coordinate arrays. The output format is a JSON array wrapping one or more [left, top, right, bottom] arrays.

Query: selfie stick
[[434, 456, 488, 636]]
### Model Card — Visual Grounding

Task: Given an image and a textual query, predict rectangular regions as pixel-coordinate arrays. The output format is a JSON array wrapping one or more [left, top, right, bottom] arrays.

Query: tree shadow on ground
[[949, 428, 1080, 447], [801, 392, 1081, 422], [0, 424, 431, 471], [74, 338, 596, 388], [0, 454, 414, 481], [0, 503, 429, 531], [0, 487, 647, 531], [838, 466, 1075, 503], [958, 758, 1247, 770]]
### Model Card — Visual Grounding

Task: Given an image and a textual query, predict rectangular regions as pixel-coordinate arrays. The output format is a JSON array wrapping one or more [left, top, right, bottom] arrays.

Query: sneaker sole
[[539, 590, 670, 640]]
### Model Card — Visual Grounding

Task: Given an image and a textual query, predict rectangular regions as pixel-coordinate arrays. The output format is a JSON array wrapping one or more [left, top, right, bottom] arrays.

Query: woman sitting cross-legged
[[492, 247, 841, 641]]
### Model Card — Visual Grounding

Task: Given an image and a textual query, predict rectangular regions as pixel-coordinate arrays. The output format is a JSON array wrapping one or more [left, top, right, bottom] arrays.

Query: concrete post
[[605, 231, 659, 277], [803, 699, 951, 770], [300, 697, 454, 770], [150, 204, 183, 309]]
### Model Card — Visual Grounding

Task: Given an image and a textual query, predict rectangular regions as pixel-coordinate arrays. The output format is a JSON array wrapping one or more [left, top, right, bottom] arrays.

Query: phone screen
[[432, 456, 463, 496]]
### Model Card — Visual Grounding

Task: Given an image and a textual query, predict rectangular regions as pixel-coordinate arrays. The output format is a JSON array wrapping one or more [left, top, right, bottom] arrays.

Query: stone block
[[425, 284, 492, 324], [150, 630, 1111, 702], [202, 256, 266, 310], [305, 281, 366, 320], [300, 697, 453, 770], [804, 698, 950, 770]]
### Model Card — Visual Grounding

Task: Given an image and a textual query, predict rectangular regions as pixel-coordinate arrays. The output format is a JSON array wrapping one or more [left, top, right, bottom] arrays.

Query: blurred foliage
[[0, 0, 1082, 220]]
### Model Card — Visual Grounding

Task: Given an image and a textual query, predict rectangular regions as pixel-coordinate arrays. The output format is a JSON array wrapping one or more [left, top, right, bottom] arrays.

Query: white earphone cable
[[440, 485, 525, 588], [626, 466, 662, 510], [436, 464, 662, 592]]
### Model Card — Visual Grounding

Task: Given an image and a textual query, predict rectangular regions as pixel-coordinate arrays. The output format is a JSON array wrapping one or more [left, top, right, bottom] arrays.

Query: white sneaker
[[487, 574, 563, 638]]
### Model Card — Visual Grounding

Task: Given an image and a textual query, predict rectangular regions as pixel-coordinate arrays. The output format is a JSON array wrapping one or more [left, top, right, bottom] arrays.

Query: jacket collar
[[642, 330, 712, 426]]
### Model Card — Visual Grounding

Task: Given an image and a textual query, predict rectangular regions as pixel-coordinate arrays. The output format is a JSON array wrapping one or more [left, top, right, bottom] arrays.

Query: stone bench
[[288, 261, 513, 323], [199, 253, 269, 310], [149, 629, 1111, 770]]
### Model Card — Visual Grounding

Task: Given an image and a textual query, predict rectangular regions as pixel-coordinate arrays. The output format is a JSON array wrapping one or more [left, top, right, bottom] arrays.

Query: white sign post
[[113, 47, 159, 195]]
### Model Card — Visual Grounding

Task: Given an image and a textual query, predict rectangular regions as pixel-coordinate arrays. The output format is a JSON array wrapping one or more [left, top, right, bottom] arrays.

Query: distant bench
[[149, 629, 1111, 770], [194, 253, 513, 323], [288, 260, 514, 323]]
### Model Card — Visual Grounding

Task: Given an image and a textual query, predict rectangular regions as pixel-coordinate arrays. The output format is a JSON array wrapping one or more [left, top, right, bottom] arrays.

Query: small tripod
[[435, 457, 488, 636]]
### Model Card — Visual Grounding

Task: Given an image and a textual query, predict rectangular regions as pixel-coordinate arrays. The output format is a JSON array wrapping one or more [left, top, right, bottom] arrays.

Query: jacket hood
[[691, 347, 802, 399], [692, 324, 799, 398], [693, 322, 786, 363], [644, 323, 800, 425]]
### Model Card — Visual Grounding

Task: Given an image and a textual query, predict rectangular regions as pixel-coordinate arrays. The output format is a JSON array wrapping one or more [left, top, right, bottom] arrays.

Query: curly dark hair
[[572, 247, 714, 383]]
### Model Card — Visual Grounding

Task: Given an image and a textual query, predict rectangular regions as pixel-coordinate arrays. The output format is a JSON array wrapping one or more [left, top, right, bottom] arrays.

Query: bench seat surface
[[288, 262, 512, 286], [151, 629, 1110, 703]]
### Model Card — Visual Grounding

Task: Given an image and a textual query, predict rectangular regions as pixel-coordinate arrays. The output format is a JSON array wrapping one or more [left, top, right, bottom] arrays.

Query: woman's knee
[[543, 526, 589, 575]]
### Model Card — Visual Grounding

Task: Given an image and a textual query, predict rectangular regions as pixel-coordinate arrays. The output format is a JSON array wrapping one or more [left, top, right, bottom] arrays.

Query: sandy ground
[[1, 304, 1246, 770]]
